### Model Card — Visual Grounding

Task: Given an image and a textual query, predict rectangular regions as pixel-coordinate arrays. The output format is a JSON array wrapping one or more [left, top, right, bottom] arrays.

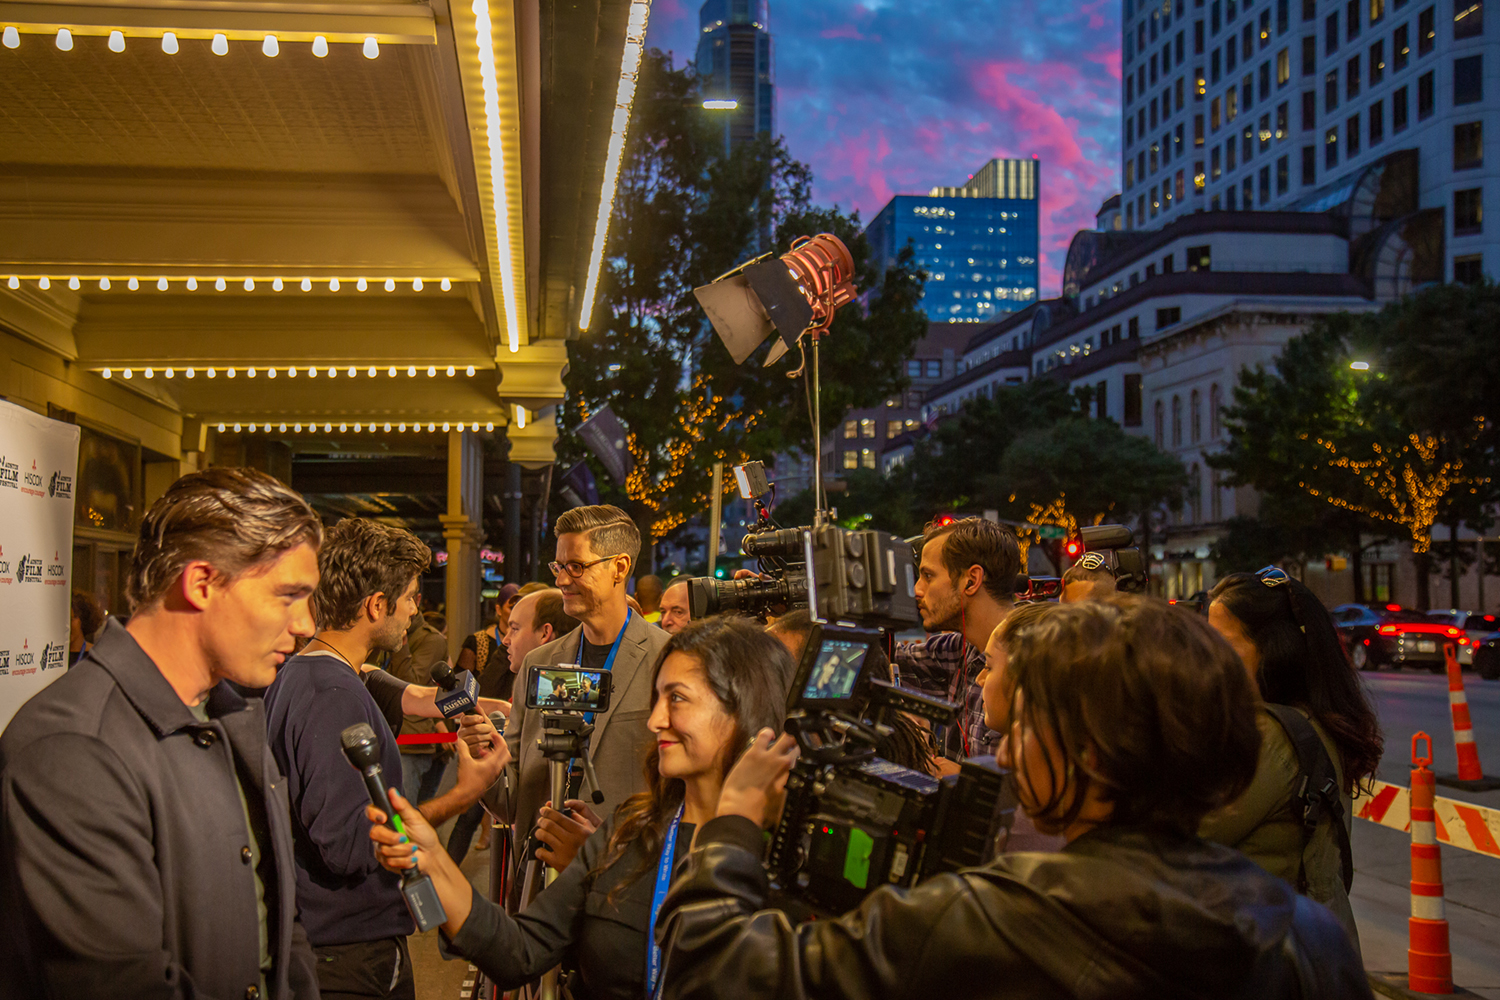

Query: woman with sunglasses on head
[[364, 616, 796, 1000], [1202, 566, 1384, 951], [652, 596, 1373, 1000]]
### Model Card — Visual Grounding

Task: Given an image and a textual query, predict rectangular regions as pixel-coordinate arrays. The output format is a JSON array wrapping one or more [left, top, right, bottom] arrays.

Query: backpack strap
[[1263, 704, 1354, 893]]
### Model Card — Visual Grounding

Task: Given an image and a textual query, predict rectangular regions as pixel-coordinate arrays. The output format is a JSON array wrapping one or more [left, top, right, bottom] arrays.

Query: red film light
[[781, 234, 857, 338]]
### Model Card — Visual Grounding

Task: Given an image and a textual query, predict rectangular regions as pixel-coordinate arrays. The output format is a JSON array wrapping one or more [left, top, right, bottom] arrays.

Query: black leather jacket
[[656, 816, 1373, 1000]]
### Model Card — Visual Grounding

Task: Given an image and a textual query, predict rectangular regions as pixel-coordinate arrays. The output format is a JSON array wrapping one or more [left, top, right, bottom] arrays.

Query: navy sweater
[[265, 652, 412, 947]]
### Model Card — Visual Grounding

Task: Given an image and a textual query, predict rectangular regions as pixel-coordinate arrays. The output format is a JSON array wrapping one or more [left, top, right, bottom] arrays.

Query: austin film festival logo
[[48, 469, 73, 500], [0, 645, 9, 676], [16, 554, 43, 584], [40, 642, 65, 671], [0, 454, 18, 490]]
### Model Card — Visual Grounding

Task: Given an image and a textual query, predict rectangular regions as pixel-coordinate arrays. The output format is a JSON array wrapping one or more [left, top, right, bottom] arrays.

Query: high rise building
[[1119, 0, 1495, 282], [696, 0, 775, 154], [864, 158, 1041, 323]]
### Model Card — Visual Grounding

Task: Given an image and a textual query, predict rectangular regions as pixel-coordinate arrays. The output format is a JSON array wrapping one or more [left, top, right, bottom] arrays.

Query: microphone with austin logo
[[340, 723, 447, 932]]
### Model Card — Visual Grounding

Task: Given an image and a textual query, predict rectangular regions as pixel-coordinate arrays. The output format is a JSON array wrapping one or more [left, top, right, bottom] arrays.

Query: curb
[[1369, 971, 1487, 998]]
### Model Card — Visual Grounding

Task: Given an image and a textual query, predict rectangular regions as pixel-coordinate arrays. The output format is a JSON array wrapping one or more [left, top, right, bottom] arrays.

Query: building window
[[1277, 47, 1291, 84], [1326, 126, 1340, 166], [1211, 468, 1225, 521], [1454, 55, 1483, 105], [1189, 464, 1203, 523], [1276, 100, 1289, 137], [1419, 5, 1435, 53], [1277, 153, 1290, 191], [1455, 121, 1483, 169], [1259, 112, 1272, 150], [1348, 0, 1362, 37], [1154, 399, 1166, 445], [1213, 47, 1224, 82], [1187, 245, 1213, 271], [1210, 383, 1223, 438], [1212, 95, 1222, 129], [843, 420, 858, 439], [1304, 0, 1317, 19], [1172, 395, 1184, 447], [860, 418, 876, 439], [1371, 0, 1386, 22], [1348, 113, 1362, 155], [1196, 65, 1207, 97], [1302, 34, 1317, 74], [924, 359, 943, 378], [1195, 113, 1206, 145], [1455, 187, 1483, 234], [1228, 131, 1239, 168], [1395, 23, 1410, 70], [1454, 0, 1483, 37], [1261, 8, 1273, 44], [1125, 374, 1144, 427], [1370, 99, 1385, 143], [1195, 159, 1207, 191], [843, 450, 858, 470], [1259, 164, 1272, 201], [1227, 184, 1237, 209], [1418, 70, 1434, 117], [905, 359, 921, 378], [1393, 85, 1409, 129], [1347, 54, 1362, 97], [1243, 71, 1254, 110], [1260, 59, 1272, 99], [1129, 316, 1141, 337], [1325, 69, 1339, 109], [1177, 168, 1187, 200], [1157, 306, 1183, 329], [1151, 184, 1160, 216], [1301, 89, 1316, 128], [1326, 11, 1340, 52], [1228, 85, 1240, 119], [1302, 143, 1318, 183], [861, 448, 876, 470], [1096, 380, 1109, 419], [1243, 122, 1255, 161], [1212, 144, 1223, 177], [1191, 389, 1203, 442], [1370, 39, 1385, 84], [1454, 253, 1485, 283], [1244, 174, 1255, 204]]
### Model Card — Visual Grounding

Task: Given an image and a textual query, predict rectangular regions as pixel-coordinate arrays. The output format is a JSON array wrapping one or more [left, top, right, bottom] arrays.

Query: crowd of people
[[0, 465, 1382, 999]]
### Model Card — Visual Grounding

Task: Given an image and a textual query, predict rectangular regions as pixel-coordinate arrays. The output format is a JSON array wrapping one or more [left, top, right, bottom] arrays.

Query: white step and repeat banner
[[0, 400, 80, 733]]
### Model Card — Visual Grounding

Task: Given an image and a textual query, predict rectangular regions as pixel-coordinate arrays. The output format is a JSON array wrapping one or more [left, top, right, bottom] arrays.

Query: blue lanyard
[[584, 610, 630, 724], [646, 803, 684, 998]]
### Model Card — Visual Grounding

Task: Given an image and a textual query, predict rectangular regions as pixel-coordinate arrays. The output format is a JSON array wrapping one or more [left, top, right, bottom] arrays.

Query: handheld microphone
[[340, 723, 448, 932], [431, 661, 479, 719]]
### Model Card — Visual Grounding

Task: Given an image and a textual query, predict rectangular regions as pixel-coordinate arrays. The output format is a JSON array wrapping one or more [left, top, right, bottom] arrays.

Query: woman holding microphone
[[365, 616, 796, 1000]]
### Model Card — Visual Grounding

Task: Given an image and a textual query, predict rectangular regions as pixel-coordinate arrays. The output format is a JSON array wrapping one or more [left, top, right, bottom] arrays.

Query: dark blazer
[[496, 612, 669, 878], [0, 619, 319, 1000]]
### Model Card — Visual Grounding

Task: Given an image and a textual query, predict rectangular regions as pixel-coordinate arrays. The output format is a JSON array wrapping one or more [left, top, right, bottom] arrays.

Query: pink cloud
[[819, 24, 882, 42]]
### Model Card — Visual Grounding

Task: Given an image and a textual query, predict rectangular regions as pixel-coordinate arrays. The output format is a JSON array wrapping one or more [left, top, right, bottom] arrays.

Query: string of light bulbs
[[577, 0, 651, 333], [5, 275, 455, 292], [217, 421, 497, 434], [0, 26, 381, 57], [470, 0, 523, 354], [99, 364, 480, 380]]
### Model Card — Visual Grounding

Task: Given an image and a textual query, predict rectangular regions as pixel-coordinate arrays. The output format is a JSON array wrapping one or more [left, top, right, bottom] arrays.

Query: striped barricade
[[1354, 779, 1500, 860]]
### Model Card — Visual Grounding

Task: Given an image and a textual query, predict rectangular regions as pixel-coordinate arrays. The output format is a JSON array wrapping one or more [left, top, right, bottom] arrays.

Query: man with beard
[[896, 517, 1019, 761], [265, 518, 508, 999]]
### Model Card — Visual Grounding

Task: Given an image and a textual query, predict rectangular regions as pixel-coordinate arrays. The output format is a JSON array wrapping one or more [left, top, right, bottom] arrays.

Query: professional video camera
[[767, 622, 1016, 915], [1079, 524, 1149, 592]]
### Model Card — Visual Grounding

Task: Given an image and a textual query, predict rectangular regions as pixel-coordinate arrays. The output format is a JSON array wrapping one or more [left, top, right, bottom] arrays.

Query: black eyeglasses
[[549, 556, 620, 579]]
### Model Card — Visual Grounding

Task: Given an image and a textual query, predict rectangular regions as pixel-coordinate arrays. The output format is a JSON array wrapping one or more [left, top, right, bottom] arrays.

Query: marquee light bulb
[[312, 35, 328, 57], [68, 276, 79, 290], [428, 423, 435, 432], [123, 368, 133, 378], [211, 33, 228, 55], [157, 277, 168, 291], [485, 422, 494, 431], [427, 366, 436, 377], [399, 422, 407, 432], [323, 423, 332, 432], [55, 28, 73, 51], [446, 365, 455, 376], [384, 278, 395, 292], [127, 277, 139, 290], [294, 423, 301, 433], [5, 276, 15, 289], [441, 278, 451, 291], [207, 367, 216, 378], [161, 31, 178, 54], [516, 406, 526, 429], [38, 276, 49, 289], [215, 277, 226, 291], [233, 423, 241, 432], [261, 34, 278, 57], [408, 366, 417, 377], [186, 277, 197, 290], [108, 30, 124, 52], [144, 367, 155, 378], [217, 423, 225, 432], [267, 367, 277, 379], [413, 277, 424, 291], [347, 366, 356, 377], [362, 36, 379, 58], [3, 27, 20, 48], [384, 422, 392, 432], [442, 422, 451, 432], [357, 278, 368, 291], [243, 278, 255, 291], [367, 366, 376, 377], [247, 367, 256, 377], [185, 367, 195, 378], [102, 368, 112, 379], [387, 366, 396, 377], [300, 278, 311, 292], [329, 278, 340, 291], [471, 422, 479, 431], [99, 277, 111, 289], [164, 367, 175, 378], [306, 366, 315, 377], [278, 423, 286, 432], [466, 365, 475, 376], [354, 422, 363, 432], [226, 367, 236, 378]]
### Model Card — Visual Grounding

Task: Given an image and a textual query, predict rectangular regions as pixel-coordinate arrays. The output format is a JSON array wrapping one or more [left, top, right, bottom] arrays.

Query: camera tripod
[[512, 713, 605, 1000]]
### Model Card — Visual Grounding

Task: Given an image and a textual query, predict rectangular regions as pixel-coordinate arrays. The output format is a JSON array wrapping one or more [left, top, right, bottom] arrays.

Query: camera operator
[[654, 596, 1374, 1000], [367, 618, 796, 1000], [897, 516, 1020, 759], [1200, 569, 1384, 951], [490, 505, 671, 891], [1060, 552, 1117, 603], [0, 468, 322, 1000], [264, 518, 509, 1000]]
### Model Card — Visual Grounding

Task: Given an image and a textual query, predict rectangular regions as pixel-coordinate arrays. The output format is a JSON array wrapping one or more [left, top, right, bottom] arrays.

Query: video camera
[[1079, 524, 1149, 592], [767, 622, 1016, 915]]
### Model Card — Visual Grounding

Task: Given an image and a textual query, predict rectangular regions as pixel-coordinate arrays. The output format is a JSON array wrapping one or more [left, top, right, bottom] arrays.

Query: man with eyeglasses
[[480, 504, 669, 900]]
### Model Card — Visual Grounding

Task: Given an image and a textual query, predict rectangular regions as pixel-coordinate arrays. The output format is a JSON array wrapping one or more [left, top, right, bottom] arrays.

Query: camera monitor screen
[[525, 665, 613, 713], [791, 624, 881, 711]]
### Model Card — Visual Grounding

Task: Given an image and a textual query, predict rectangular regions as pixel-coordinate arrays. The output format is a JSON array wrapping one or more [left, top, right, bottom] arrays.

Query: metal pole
[[708, 461, 724, 577], [1480, 537, 1487, 612], [811, 335, 824, 525]]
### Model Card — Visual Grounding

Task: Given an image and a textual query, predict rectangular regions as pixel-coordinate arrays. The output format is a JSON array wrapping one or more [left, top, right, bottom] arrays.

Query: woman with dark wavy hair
[[364, 616, 796, 1000], [1202, 567, 1384, 950]]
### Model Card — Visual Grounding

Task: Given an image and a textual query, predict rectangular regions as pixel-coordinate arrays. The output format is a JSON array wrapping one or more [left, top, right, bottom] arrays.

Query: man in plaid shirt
[[895, 517, 1021, 760]]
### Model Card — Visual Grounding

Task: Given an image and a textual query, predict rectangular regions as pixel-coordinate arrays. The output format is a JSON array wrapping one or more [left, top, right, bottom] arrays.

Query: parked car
[[1330, 604, 1462, 672], [1469, 634, 1500, 681], [1424, 609, 1500, 665]]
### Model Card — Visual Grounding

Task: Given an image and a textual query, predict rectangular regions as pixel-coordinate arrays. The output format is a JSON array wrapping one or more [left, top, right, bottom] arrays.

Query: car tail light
[[1379, 625, 1398, 635], [1446, 627, 1461, 637], [1386, 604, 1402, 612], [1460, 637, 1470, 645], [1363, 638, 1371, 645]]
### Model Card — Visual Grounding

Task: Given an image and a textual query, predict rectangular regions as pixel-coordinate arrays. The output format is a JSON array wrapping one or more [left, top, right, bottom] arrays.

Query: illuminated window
[[843, 420, 857, 439], [1277, 47, 1290, 84], [843, 450, 858, 470], [860, 448, 876, 470], [887, 420, 903, 439], [860, 418, 876, 438]]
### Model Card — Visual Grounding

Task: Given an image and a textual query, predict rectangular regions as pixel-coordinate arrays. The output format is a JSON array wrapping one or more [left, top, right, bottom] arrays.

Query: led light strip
[[0, 27, 381, 56], [470, 0, 523, 354], [5, 275, 454, 292], [577, 0, 651, 332], [216, 421, 496, 433], [98, 364, 480, 379]]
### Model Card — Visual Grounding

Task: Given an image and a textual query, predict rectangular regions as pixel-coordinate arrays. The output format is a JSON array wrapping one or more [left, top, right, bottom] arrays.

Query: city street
[[1354, 670, 1500, 997]]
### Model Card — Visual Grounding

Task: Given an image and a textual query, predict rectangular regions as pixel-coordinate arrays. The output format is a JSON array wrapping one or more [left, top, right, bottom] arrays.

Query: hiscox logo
[[15, 639, 33, 668], [0, 455, 17, 490], [47, 550, 66, 580], [0, 544, 10, 580], [23, 459, 42, 490], [48, 470, 73, 499], [16, 554, 42, 583]]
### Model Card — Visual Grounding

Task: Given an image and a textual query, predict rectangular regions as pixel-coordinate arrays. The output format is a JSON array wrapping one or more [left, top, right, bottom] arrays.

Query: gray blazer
[[497, 612, 670, 884], [0, 619, 318, 1000]]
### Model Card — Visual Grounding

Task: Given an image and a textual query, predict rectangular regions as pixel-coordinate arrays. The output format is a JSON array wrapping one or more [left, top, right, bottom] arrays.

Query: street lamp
[[702, 99, 738, 110], [1349, 361, 1371, 371]]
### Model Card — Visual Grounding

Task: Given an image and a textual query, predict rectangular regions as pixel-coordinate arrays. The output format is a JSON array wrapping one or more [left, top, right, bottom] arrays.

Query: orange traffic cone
[[1437, 642, 1500, 791], [1409, 732, 1453, 994]]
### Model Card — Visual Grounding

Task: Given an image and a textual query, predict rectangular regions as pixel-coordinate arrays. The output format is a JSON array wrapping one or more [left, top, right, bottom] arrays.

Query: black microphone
[[430, 661, 479, 719], [340, 723, 448, 932]]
